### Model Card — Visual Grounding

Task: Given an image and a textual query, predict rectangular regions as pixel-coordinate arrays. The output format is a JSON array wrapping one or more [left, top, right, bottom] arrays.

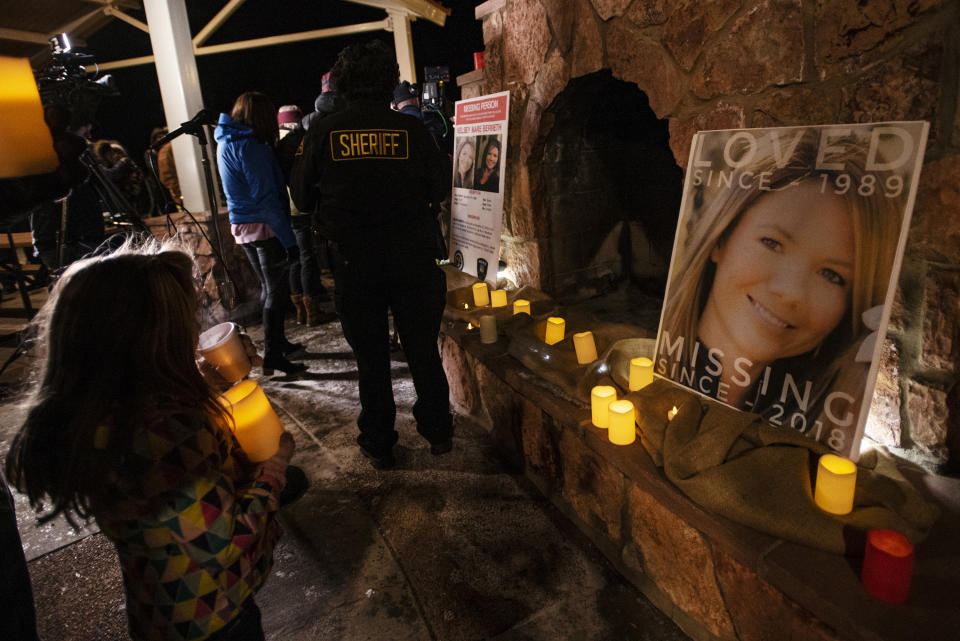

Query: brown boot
[[303, 295, 336, 326], [290, 294, 306, 324]]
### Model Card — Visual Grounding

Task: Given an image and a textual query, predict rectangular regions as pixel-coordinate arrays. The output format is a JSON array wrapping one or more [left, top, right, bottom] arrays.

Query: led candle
[[0, 57, 59, 178], [218, 380, 284, 462], [814, 453, 857, 515], [573, 331, 598, 364], [479, 314, 497, 344], [629, 357, 654, 391], [490, 289, 508, 307], [472, 282, 490, 306], [861, 529, 914, 604], [591, 386, 617, 428], [608, 400, 636, 445], [513, 299, 531, 315], [667, 406, 678, 420], [544, 317, 565, 345]]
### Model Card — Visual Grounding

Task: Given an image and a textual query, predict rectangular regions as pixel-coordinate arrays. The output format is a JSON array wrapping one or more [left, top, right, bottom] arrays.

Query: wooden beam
[[344, 0, 449, 27], [193, 0, 248, 47], [104, 7, 150, 33], [0, 28, 50, 45]]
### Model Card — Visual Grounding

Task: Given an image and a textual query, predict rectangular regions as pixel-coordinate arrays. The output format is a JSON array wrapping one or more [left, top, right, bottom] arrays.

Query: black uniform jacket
[[290, 99, 448, 248]]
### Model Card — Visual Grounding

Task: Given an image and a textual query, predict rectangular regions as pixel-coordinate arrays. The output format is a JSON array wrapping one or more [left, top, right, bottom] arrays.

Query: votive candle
[[608, 400, 636, 445], [861, 529, 914, 604], [591, 385, 617, 428], [218, 380, 284, 462], [629, 357, 654, 391], [545, 317, 565, 345], [479, 314, 497, 344], [490, 289, 507, 307], [573, 331, 598, 364], [472, 282, 490, 306], [814, 453, 857, 515], [513, 299, 531, 315], [667, 406, 678, 420]]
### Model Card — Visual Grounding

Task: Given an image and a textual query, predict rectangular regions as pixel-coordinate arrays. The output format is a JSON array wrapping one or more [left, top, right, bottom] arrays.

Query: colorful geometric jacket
[[92, 410, 282, 641]]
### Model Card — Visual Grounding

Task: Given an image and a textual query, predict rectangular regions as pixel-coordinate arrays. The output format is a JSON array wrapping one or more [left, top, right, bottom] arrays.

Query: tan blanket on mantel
[[488, 307, 941, 555]]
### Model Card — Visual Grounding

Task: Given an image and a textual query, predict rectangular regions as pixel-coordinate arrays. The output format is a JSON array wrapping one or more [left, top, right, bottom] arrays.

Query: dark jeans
[[289, 214, 324, 297], [205, 600, 265, 641], [329, 239, 452, 454], [240, 238, 290, 358]]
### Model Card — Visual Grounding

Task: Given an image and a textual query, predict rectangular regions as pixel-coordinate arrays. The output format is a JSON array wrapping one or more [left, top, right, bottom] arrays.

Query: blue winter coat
[[214, 113, 295, 248]]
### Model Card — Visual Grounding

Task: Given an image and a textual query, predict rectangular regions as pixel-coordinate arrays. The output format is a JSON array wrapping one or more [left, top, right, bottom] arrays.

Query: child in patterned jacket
[[6, 240, 293, 641]]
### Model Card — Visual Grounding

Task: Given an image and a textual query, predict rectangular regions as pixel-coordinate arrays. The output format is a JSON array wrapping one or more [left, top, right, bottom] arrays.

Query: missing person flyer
[[655, 122, 928, 459], [449, 91, 510, 284]]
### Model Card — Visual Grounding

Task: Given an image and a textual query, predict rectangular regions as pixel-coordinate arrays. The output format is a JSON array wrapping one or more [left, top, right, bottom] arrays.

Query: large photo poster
[[655, 122, 928, 458], [449, 91, 510, 283]]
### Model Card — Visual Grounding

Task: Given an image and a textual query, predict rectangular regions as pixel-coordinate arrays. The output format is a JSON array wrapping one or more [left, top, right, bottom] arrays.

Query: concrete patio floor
[[3, 310, 690, 641]]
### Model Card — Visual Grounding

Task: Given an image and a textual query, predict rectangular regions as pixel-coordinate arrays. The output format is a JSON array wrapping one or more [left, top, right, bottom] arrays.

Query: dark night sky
[[84, 0, 485, 159]]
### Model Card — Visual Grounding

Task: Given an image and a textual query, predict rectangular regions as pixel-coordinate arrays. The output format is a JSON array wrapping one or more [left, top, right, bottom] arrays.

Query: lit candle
[[861, 529, 914, 604], [629, 357, 654, 391], [814, 453, 857, 515], [544, 317, 565, 345], [0, 57, 59, 178], [573, 331, 598, 364], [467, 322, 475, 330], [513, 299, 531, 315], [591, 385, 617, 428], [667, 406, 678, 420], [490, 289, 508, 307], [218, 380, 284, 462], [472, 282, 490, 306], [479, 314, 497, 343], [608, 400, 636, 445], [463, 302, 469, 310]]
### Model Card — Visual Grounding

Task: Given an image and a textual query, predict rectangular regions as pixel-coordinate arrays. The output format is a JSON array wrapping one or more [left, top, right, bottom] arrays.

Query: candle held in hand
[[218, 380, 284, 462]]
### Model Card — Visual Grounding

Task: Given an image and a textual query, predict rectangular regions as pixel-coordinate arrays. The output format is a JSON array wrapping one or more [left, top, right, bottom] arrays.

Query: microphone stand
[[153, 110, 239, 307]]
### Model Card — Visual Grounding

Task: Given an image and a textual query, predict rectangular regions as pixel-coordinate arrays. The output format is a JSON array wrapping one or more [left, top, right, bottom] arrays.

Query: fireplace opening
[[536, 71, 682, 328]]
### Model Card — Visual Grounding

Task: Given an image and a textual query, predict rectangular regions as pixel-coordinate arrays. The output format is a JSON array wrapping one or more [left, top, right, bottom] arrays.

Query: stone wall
[[462, 0, 960, 471]]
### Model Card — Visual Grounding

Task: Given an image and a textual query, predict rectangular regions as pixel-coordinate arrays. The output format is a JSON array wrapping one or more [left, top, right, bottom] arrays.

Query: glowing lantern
[[0, 56, 59, 178], [814, 453, 857, 515], [591, 386, 617, 428], [608, 400, 636, 445], [544, 317, 565, 345], [218, 380, 284, 462], [629, 357, 653, 391]]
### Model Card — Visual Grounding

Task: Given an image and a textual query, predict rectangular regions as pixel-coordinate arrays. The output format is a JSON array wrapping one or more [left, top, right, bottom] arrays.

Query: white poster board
[[448, 91, 510, 284], [655, 122, 928, 459]]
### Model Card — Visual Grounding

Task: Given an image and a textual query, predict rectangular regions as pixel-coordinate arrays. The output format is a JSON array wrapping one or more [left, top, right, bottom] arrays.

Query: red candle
[[861, 529, 914, 604]]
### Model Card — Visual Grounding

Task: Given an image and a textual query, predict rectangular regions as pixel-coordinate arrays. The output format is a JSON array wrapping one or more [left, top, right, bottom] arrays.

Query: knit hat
[[392, 81, 418, 107], [277, 105, 303, 128], [321, 71, 334, 93]]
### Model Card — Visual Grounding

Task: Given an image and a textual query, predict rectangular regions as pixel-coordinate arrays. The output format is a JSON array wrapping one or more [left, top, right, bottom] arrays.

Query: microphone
[[151, 109, 219, 150]]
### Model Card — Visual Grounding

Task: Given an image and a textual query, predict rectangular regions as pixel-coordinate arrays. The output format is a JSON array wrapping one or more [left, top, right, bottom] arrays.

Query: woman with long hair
[[453, 138, 475, 189], [5, 240, 294, 640], [658, 128, 907, 446], [474, 137, 501, 193], [216, 91, 305, 375]]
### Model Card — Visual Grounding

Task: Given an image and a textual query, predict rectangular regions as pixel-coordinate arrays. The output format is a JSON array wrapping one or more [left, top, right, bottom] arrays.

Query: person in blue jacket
[[215, 92, 306, 375]]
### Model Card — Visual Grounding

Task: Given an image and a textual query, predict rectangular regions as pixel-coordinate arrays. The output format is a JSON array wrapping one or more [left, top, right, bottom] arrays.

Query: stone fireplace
[[457, 0, 960, 473]]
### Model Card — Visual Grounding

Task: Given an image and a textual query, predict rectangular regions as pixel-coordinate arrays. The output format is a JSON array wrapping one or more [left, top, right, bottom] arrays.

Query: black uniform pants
[[329, 239, 452, 454]]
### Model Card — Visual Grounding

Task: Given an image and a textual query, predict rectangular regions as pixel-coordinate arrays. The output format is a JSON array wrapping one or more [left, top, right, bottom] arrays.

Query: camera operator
[[391, 80, 446, 151]]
